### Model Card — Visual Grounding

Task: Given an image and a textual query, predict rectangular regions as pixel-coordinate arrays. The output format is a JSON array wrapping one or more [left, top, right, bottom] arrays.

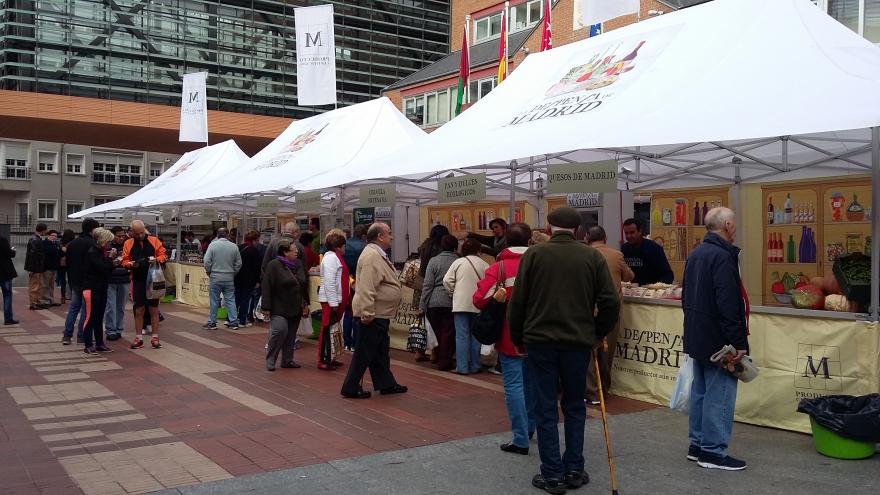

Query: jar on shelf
[[846, 193, 865, 221]]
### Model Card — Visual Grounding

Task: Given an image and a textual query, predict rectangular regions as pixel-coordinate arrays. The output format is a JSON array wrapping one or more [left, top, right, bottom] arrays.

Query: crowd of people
[[0, 204, 750, 492]]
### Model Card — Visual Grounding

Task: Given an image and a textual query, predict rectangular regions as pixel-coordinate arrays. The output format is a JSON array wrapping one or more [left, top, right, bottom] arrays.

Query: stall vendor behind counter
[[622, 218, 674, 285]]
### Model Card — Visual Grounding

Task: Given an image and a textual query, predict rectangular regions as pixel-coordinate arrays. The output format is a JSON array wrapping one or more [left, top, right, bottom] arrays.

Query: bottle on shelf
[[777, 233, 784, 262], [807, 227, 816, 263], [787, 234, 795, 263], [767, 196, 774, 225], [702, 201, 709, 223], [693, 201, 701, 226], [767, 233, 774, 263], [783, 193, 793, 224], [807, 202, 814, 223], [798, 226, 806, 262]]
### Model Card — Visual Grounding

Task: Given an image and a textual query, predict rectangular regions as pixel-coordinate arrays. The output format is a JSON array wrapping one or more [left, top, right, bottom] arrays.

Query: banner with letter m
[[179, 72, 208, 142], [295, 4, 337, 106]]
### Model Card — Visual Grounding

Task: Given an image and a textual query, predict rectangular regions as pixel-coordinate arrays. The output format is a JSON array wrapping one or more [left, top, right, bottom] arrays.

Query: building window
[[475, 12, 503, 42], [403, 86, 458, 127], [66, 154, 85, 175], [3, 159, 30, 180], [92, 153, 143, 185], [468, 76, 498, 103], [511, 0, 543, 33], [93, 197, 121, 207], [37, 200, 57, 221], [66, 201, 84, 218], [149, 162, 164, 181], [826, 0, 880, 42], [37, 151, 58, 173]]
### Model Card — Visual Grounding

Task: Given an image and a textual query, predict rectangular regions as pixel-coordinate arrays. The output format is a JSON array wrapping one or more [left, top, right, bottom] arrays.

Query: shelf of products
[[761, 178, 871, 306], [426, 201, 530, 234], [648, 187, 730, 281]]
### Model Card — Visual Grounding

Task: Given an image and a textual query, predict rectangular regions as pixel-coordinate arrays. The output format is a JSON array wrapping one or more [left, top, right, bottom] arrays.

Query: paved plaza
[[0, 292, 877, 495]]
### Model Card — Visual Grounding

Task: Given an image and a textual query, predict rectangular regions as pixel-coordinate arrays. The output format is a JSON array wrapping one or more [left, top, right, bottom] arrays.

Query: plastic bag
[[797, 394, 880, 442], [425, 318, 438, 350], [145, 264, 166, 300], [669, 356, 694, 413], [296, 316, 312, 337], [480, 344, 495, 356]]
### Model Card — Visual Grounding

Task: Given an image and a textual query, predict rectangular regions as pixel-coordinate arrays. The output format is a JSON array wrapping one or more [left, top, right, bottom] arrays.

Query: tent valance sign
[[567, 193, 602, 208], [438, 173, 487, 203], [201, 208, 218, 221], [296, 191, 322, 211], [547, 161, 618, 193], [256, 197, 279, 214], [360, 185, 396, 207]]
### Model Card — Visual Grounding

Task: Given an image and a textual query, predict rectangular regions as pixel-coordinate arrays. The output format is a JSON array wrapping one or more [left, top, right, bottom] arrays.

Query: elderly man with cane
[[508, 207, 620, 494]]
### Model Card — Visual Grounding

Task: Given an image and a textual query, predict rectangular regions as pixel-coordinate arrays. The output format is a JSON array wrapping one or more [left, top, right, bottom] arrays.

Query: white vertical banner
[[179, 72, 208, 143], [577, 0, 640, 29], [294, 4, 337, 106]]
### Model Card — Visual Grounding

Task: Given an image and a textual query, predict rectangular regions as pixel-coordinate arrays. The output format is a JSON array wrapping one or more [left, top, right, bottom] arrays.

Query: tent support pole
[[175, 204, 182, 262], [871, 127, 879, 322], [635, 146, 641, 182], [241, 195, 248, 244], [509, 161, 517, 224]]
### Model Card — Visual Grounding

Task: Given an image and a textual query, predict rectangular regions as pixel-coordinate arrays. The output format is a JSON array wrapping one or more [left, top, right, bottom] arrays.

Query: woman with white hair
[[82, 227, 118, 355]]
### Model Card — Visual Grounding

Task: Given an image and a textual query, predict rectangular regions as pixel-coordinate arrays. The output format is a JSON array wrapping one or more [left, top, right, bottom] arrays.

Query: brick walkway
[[0, 290, 654, 495]]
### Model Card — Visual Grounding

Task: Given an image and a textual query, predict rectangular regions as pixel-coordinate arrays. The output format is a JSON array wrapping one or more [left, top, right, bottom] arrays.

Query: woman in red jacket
[[472, 222, 536, 456]]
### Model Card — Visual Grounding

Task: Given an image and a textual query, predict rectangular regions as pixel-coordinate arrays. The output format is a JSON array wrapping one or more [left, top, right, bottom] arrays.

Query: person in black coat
[[63, 218, 100, 345], [681, 207, 749, 471], [235, 230, 263, 327], [41, 230, 61, 306], [621, 217, 674, 285], [262, 239, 308, 371], [57, 229, 76, 304], [82, 228, 117, 355], [0, 234, 18, 325]]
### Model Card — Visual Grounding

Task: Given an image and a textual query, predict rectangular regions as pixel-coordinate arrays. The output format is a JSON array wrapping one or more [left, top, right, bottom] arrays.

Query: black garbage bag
[[797, 394, 880, 443]]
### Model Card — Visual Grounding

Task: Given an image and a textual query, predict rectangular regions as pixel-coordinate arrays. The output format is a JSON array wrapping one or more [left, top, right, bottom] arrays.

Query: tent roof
[[143, 97, 424, 208], [341, 0, 880, 191], [71, 140, 249, 218]]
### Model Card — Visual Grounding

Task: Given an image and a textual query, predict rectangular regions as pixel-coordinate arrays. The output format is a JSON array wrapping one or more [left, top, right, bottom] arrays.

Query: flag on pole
[[580, 0, 639, 27], [589, 23, 602, 38], [454, 16, 470, 116], [179, 72, 208, 143], [497, 2, 509, 83], [294, 4, 337, 106], [540, 0, 552, 51]]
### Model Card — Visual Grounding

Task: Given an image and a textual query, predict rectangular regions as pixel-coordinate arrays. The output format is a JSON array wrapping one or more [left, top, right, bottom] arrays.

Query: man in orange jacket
[[123, 220, 167, 349]]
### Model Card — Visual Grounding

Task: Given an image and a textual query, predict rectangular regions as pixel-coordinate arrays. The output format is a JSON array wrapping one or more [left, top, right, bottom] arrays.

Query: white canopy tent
[[71, 140, 250, 218]]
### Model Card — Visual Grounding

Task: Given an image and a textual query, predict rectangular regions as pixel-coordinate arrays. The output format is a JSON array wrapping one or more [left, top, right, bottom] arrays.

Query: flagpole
[[465, 15, 471, 104]]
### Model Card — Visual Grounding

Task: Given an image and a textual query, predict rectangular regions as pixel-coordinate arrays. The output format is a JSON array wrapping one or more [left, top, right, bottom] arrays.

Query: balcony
[[92, 173, 145, 186], [3, 166, 31, 181]]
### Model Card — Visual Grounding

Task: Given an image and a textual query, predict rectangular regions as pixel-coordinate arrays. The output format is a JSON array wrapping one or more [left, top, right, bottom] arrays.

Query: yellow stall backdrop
[[612, 300, 880, 433]]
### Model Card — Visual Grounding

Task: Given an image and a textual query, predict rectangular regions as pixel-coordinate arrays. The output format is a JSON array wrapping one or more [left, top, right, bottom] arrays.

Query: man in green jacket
[[508, 207, 620, 494]]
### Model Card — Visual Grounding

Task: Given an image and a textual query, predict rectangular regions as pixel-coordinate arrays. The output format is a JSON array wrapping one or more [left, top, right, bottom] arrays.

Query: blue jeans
[[1, 279, 13, 322], [528, 347, 590, 479], [688, 358, 738, 457], [342, 307, 358, 348], [235, 285, 255, 325], [63, 288, 86, 340], [453, 312, 482, 373], [104, 283, 128, 336], [57, 267, 67, 298], [208, 277, 238, 325], [500, 353, 537, 449]]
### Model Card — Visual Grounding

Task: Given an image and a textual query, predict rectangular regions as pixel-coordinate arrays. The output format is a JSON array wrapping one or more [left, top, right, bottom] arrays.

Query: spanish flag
[[497, 2, 509, 83]]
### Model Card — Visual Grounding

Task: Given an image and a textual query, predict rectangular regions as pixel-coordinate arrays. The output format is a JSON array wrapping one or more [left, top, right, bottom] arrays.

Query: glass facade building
[[0, 0, 451, 118]]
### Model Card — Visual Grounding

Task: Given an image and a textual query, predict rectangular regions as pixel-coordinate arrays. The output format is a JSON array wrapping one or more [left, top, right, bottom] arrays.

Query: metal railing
[[3, 166, 31, 180]]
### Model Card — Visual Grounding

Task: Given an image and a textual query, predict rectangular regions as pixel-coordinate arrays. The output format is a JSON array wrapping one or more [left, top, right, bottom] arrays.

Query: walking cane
[[593, 342, 619, 495]]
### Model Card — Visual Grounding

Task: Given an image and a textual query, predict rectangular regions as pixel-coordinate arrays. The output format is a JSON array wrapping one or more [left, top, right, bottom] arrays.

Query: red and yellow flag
[[497, 3, 508, 83]]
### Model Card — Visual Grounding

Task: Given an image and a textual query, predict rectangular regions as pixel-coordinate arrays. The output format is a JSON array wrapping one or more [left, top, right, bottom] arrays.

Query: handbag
[[407, 317, 428, 353], [145, 264, 166, 300], [669, 356, 694, 412], [329, 321, 344, 361], [471, 261, 506, 345], [399, 257, 421, 288]]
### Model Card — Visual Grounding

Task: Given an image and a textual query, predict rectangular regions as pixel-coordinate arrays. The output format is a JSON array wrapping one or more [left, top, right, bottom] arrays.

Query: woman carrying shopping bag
[[444, 238, 489, 375], [317, 231, 350, 370], [418, 234, 458, 371]]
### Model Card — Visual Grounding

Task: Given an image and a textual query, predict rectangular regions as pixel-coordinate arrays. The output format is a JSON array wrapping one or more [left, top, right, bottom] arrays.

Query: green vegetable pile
[[841, 259, 871, 282]]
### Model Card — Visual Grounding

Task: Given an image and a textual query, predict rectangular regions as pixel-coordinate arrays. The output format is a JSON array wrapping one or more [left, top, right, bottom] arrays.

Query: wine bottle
[[774, 233, 781, 262], [798, 226, 806, 263], [787, 234, 795, 263], [701, 201, 709, 224], [694, 201, 701, 226], [767, 197, 774, 224], [783, 193, 793, 224], [808, 228, 816, 263]]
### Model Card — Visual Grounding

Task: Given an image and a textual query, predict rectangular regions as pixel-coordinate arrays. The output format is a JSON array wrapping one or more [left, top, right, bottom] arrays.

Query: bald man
[[123, 220, 168, 349]]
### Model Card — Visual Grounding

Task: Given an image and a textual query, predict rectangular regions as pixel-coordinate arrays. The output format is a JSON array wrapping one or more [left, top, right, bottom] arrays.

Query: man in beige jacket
[[585, 225, 634, 404], [341, 223, 408, 399]]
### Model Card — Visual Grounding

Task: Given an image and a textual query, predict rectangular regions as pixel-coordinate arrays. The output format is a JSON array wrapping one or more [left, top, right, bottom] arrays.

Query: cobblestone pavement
[[0, 290, 653, 495]]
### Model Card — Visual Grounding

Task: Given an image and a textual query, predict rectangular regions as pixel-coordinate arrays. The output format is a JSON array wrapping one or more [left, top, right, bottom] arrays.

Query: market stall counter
[[612, 297, 880, 434], [168, 262, 418, 350]]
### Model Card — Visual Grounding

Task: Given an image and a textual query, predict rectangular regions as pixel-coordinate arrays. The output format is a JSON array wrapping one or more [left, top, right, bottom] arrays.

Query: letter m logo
[[188, 91, 200, 103], [795, 344, 842, 391], [305, 31, 322, 48]]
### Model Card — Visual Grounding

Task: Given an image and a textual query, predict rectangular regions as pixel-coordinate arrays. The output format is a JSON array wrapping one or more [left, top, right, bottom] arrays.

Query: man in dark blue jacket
[[681, 207, 749, 471], [621, 218, 674, 285]]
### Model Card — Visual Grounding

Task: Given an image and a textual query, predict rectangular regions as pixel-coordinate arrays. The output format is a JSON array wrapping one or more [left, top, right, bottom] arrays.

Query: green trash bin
[[810, 418, 876, 460]]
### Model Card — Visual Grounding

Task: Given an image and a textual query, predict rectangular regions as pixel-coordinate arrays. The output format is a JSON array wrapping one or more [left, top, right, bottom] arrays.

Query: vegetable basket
[[832, 253, 871, 306]]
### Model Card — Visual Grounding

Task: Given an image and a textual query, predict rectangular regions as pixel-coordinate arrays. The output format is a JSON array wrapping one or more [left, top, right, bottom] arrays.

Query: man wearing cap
[[508, 207, 620, 494]]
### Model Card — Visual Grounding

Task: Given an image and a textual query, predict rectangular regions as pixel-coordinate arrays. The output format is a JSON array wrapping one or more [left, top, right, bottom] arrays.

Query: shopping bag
[[252, 297, 268, 323], [329, 322, 344, 362], [480, 344, 495, 356], [399, 258, 421, 288], [145, 264, 166, 300], [407, 318, 428, 353], [297, 315, 312, 338], [669, 356, 694, 413], [425, 318, 438, 350]]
